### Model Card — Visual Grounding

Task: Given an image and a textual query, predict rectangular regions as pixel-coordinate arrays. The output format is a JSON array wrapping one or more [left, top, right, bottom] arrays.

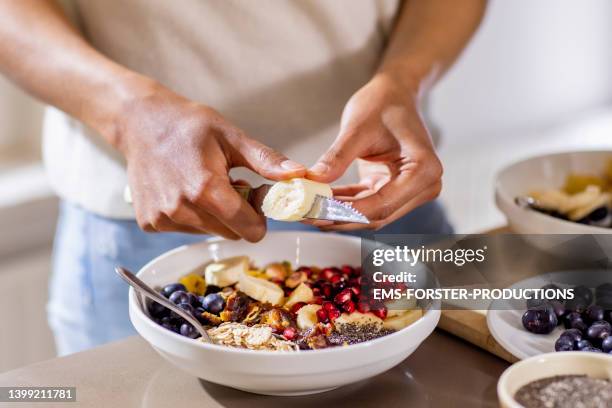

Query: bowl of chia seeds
[[497, 352, 612, 408]]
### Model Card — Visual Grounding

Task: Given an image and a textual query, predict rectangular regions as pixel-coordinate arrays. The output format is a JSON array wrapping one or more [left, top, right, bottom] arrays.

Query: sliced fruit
[[386, 298, 417, 317], [382, 309, 423, 330], [334, 311, 383, 330], [178, 273, 206, 295], [296, 304, 322, 329], [563, 174, 607, 195], [285, 282, 314, 308], [238, 272, 285, 306], [262, 178, 332, 221], [204, 256, 249, 288]]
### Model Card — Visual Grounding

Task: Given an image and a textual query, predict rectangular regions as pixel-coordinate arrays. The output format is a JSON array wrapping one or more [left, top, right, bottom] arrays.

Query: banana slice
[[334, 312, 383, 330], [382, 309, 422, 331], [296, 304, 322, 329], [262, 178, 332, 221], [386, 298, 417, 317], [285, 282, 314, 308], [204, 256, 249, 288], [238, 272, 285, 306]]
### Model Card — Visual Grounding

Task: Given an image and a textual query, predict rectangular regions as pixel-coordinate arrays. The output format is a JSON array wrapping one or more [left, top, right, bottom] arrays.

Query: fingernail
[[309, 163, 329, 175], [281, 160, 304, 171]]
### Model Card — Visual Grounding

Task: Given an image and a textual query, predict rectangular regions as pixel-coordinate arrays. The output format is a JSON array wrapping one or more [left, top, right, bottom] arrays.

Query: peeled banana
[[204, 256, 249, 288], [238, 272, 285, 306], [335, 312, 383, 330], [382, 309, 423, 330], [296, 304, 322, 329], [262, 178, 332, 221], [284, 282, 314, 308]]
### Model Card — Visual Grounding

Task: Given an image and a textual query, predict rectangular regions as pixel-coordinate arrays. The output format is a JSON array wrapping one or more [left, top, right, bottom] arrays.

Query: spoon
[[115, 266, 213, 343]]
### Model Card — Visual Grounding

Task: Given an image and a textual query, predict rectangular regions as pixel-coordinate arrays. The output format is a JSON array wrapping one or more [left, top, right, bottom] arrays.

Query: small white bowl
[[497, 352, 612, 408], [129, 231, 440, 396], [495, 150, 612, 234]]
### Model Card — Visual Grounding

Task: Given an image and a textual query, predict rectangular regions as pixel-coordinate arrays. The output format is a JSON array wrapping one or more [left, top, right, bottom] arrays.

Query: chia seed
[[514, 375, 612, 408], [328, 323, 395, 345]]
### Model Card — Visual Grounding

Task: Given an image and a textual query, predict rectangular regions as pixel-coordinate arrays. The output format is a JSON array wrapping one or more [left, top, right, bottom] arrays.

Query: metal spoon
[[115, 266, 213, 343]]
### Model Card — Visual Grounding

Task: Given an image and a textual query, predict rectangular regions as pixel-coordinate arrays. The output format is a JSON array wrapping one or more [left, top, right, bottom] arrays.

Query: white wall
[[430, 0, 612, 232]]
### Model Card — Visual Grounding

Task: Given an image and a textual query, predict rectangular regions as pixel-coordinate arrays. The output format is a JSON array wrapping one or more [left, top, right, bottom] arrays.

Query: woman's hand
[[117, 83, 306, 241], [307, 73, 442, 231]]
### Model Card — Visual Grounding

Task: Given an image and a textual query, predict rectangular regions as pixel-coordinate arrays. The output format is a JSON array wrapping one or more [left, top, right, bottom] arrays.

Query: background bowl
[[497, 352, 612, 408], [129, 231, 440, 396], [495, 150, 612, 260]]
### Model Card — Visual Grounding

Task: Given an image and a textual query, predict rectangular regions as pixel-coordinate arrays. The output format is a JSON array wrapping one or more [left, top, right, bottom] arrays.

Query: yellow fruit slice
[[178, 273, 206, 295], [285, 282, 314, 308], [563, 174, 606, 195]]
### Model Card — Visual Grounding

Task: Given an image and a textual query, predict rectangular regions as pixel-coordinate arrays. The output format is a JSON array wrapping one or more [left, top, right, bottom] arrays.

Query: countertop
[[0, 330, 508, 408]]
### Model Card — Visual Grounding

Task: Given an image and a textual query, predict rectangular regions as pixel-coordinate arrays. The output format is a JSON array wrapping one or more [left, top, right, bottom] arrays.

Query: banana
[[382, 309, 423, 331], [284, 282, 314, 308], [262, 178, 332, 221], [386, 298, 417, 317], [335, 312, 383, 330], [204, 256, 249, 288], [296, 304, 322, 329], [238, 272, 285, 306]]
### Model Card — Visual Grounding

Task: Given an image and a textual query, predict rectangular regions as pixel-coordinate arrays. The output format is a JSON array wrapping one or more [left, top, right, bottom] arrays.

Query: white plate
[[487, 270, 609, 360]]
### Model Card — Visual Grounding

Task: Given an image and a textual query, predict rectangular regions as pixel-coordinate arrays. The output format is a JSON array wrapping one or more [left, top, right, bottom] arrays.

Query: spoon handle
[[115, 266, 212, 343]]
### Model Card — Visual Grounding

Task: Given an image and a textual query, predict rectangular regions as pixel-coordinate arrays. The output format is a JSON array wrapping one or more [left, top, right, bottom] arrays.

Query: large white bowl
[[129, 231, 440, 396], [497, 352, 612, 408]]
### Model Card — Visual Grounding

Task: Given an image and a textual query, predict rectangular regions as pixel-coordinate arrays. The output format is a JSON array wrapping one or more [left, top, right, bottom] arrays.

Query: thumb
[[235, 136, 306, 181], [308, 134, 363, 183]]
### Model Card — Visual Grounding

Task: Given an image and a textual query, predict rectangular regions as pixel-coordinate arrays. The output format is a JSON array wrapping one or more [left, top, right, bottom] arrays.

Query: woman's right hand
[[115, 82, 306, 241]]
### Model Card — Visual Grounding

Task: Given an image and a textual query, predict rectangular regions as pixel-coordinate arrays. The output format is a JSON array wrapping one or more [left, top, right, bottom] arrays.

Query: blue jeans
[[48, 200, 452, 355]]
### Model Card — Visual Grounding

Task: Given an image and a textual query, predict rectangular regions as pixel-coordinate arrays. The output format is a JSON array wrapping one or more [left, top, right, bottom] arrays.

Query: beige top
[[43, 0, 400, 218]]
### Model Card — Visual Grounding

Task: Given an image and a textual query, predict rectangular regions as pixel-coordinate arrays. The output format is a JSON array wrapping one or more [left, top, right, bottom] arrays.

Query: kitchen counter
[[0, 330, 508, 407]]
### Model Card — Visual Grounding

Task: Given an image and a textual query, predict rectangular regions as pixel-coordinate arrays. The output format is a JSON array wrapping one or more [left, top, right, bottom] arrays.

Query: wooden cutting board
[[438, 309, 518, 363], [436, 226, 519, 363]]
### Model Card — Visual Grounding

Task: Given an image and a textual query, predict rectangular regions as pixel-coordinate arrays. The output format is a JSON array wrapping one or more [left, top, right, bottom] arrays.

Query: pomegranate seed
[[371, 306, 388, 320], [297, 266, 313, 277], [321, 284, 333, 298], [282, 327, 297, 340], [341, 265, 354, 276], [350, 286, 361, 297], [322, 301, 335, 312], [357, 302, 370, 313], [321, 268, 336, 281], [334, 288, 352, 304], [343, 300, 356, 313], [312, 287, 321, 296], [327, 308, 341, 320], [290, 302, 307, 314], [316, 308, 329, 323], [329, 274, 343, 284], [355, 267, 362, 275], [312, 296, 324, 305]]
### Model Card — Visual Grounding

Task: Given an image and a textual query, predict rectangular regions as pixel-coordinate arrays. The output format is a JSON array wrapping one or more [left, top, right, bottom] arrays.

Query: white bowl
[[495, 150, 612, 259], [497, 352, 612, 408], [495, 150, 612, 234], [128, 231, 440, 396]]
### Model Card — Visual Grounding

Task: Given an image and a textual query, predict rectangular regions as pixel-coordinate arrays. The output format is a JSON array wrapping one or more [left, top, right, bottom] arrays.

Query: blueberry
[[186, 292, 200, 307], [595, 295, 612, 309], [581, 207, 612, 227], [596, 283, 612, 298], [194, 307, 207, 324], [565, 297, 588, 314], [563, 312, 583, 329], [587, 320, 612, 342], [160, 316, 179, 333], [581, 346, 603, 353], [200, 293, 225, 315], [169, 290, 190, 305], [522, 308, 558, 334], [204, 285, 222, 296], [576, 339, 592, 350], [549, 300, 566, 322], [161, 283, 187, 298], [179, 323, 199, 339], [573, 285, 593, 305], [585, 305, 604, 323], [526, 298, 546, 309], [541, 284, 561, 301], [555, 336, 575, 351], [171, 302, 195, 320], [602, 336, 612, 353], [148, 301, 168, 318], [559, 328, 583, 343], [569, 318, 588, 332]]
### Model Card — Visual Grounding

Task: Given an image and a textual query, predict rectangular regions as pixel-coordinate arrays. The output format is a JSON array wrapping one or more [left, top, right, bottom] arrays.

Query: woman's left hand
[[307, 72, 443, 231]]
